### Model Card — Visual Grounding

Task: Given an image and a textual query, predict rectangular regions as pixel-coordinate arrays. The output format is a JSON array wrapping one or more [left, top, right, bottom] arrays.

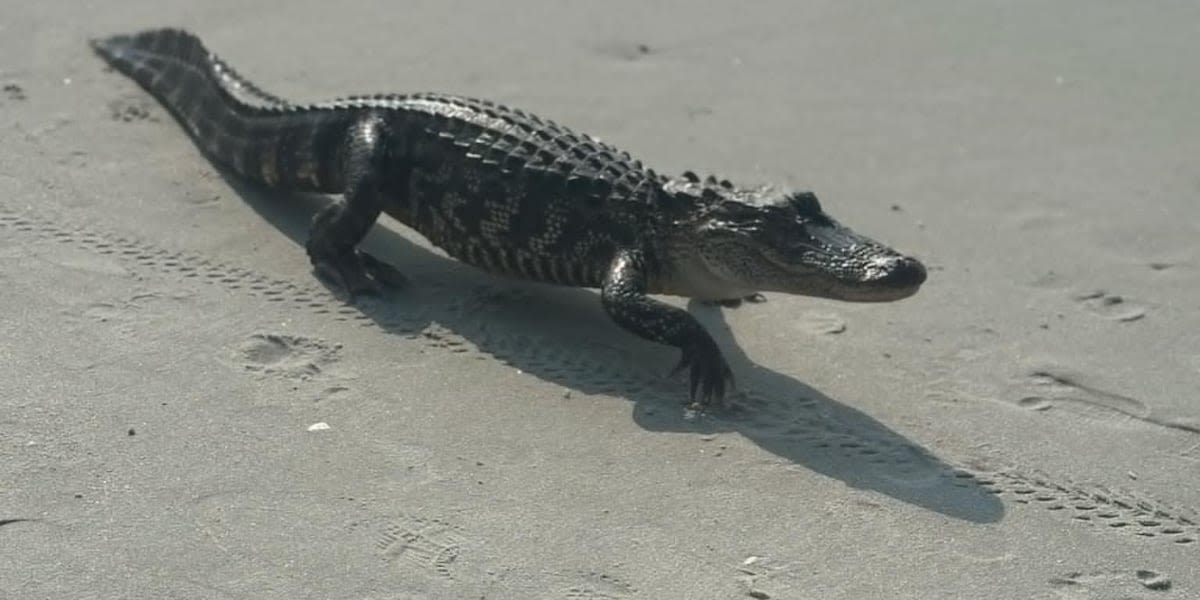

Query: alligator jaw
[[758, 224, 928, 303], [657, 175, 927, 306], [800, 250, 927, 303]]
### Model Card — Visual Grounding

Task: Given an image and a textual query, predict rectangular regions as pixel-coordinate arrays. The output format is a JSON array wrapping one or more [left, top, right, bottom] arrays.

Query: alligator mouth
[[762, 249, 927, 302], [838, 254, 928, 302], [789, 223, 928, 302]]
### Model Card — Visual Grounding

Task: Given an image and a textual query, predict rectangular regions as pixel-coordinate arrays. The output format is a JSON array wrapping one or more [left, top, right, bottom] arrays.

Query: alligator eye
[[789, 192, 822, 216]]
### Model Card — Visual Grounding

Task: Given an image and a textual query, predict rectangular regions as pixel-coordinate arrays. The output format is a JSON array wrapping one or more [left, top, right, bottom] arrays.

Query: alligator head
[[656, 172, 926, 303]]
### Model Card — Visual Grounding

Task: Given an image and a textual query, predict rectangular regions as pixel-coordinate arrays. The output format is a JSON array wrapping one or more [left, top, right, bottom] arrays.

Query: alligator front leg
[[601, 249, 734, 406], [306, 114, 406, 301]]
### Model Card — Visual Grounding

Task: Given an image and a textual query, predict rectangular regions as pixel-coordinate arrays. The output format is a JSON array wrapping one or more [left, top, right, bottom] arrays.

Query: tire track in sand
[[2, 203, 1197, 550]]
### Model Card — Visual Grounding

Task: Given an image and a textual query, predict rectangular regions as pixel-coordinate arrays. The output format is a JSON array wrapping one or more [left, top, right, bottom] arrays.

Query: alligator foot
[[670, 332, 735, 407], [309, 247, 405, 303]]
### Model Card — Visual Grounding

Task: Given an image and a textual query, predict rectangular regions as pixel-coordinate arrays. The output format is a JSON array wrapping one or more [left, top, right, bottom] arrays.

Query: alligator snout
[[866, 254, 927, 288]]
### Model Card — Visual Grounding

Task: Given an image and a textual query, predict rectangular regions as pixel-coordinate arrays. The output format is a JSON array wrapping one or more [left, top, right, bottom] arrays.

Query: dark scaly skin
[[90, 28, 928, 407]]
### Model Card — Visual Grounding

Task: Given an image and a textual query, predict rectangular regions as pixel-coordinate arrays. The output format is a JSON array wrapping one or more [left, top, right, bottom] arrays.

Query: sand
[[2, 1, 1198, 598]]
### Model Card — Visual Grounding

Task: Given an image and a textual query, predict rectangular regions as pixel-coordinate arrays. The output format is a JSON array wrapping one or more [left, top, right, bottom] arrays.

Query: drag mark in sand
[[3, 203, 1200, 549], [1020, 369, 1200, 436]]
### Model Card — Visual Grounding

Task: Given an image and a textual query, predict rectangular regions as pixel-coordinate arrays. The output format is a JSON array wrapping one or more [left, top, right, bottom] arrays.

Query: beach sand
[[2, 1, 1198, 598]]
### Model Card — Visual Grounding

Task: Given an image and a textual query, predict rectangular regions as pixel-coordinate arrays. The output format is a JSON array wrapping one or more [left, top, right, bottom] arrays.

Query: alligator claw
[[670, 334, 734, 407], [311, 249, 405, 303], [358, 252, 408, 287]]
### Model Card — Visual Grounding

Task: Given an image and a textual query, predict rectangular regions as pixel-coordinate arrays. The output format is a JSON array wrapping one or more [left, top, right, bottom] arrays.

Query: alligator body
[[90, 28, 926, 406]]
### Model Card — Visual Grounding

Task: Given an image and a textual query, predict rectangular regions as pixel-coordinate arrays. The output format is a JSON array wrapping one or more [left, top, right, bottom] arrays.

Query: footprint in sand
[[735, 556, 807, 600], [555, 570, 637, 600], [792, 311, 848, 335], [1020, 369, 1149, 423], [230, 332, 342, 381], [372, 515, 465, 580], [107, 95, 159, 123], [590, 40, 654, 63], [1016, 368, 1200, 439], [1, 82, 26, 102], [1073, 290, 1146, 322], [1049, 568, 1172, 597]]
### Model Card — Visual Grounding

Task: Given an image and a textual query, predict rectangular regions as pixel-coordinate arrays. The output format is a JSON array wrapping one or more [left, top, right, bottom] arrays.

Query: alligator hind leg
[[305, 115, 406, 301]]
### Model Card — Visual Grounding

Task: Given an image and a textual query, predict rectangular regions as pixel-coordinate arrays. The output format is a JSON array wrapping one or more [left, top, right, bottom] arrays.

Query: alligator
[[90, 28, 927, 407]]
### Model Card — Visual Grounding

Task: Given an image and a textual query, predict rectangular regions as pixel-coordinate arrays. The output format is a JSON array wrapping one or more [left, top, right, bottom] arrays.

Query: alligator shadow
[[220, 173, 1004, 524]]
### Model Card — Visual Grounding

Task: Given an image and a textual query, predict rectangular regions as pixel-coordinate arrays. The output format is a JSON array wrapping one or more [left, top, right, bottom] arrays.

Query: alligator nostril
[[891, 256, 927, 286], [870, 255, 927, 287]]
